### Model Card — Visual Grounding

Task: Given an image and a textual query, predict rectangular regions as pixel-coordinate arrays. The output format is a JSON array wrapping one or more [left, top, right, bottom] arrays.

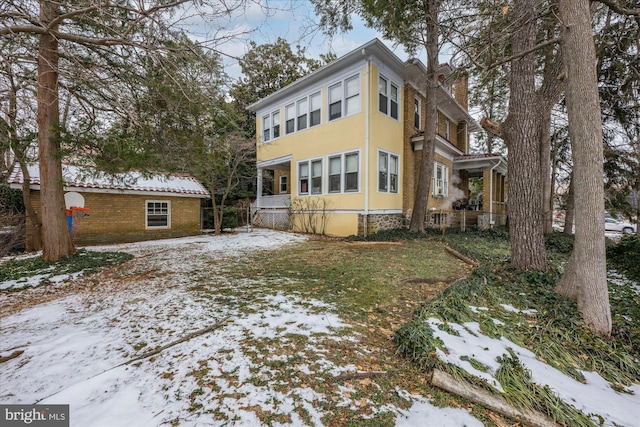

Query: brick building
[[8, 164, 209, 249]]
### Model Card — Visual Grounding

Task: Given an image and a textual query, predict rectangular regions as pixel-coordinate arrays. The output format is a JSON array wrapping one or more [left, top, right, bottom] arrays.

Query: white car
[[604, 217, 637, 234]]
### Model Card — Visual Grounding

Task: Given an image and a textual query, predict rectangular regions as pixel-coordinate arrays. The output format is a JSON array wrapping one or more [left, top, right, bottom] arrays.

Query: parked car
[[604, 217, 637, 234]]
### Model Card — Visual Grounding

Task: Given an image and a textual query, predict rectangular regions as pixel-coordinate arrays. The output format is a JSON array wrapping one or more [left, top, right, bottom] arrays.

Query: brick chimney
[[453, 72, 469, 111]]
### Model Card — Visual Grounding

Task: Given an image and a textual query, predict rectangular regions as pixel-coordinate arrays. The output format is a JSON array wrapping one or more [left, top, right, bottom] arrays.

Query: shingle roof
[[8, 164, 210, 198], [454, 153, 504, 161]]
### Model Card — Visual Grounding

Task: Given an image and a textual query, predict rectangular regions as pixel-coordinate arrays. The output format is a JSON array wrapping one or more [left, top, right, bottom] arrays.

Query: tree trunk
[[501, 0, 546, 271], [539, 109, 553, 235], [409, 0, 438, 232], [556, 0, 611, 338], [563, 175, 574, 236], [38, 0, 75, 261]]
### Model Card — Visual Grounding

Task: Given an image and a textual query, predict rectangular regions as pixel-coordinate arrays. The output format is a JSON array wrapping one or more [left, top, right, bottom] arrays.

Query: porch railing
[[256, 194, 291, 209]]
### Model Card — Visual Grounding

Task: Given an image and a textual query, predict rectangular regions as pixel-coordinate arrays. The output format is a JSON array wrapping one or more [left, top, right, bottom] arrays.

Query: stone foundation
[[358, 214, 405, 236]]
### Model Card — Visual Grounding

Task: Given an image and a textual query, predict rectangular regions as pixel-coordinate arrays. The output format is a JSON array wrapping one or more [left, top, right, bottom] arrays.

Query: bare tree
[[0, 0, 254, 260]]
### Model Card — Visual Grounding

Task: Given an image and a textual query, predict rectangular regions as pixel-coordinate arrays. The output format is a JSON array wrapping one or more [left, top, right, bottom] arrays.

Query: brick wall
[[25, 191, 203, 248]]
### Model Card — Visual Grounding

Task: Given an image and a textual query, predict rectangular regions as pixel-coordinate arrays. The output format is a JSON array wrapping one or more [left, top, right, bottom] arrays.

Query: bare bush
[[288, 197, 332, 235]]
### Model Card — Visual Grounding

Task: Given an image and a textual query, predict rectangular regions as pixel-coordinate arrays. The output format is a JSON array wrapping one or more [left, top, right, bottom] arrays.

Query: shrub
[[221, 206, 238, 229], [608, 234, 640, 281]]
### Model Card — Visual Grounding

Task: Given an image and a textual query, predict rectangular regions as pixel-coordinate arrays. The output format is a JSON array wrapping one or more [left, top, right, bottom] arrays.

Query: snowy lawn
[[0, 229, 485, 426]]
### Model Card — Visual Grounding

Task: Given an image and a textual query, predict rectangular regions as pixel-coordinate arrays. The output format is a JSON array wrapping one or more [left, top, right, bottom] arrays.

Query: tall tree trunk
[[38, 0, 75, 261], [556, 0, 611, 338], [563, 175, 575, 236], [501, 0, 547, 270], [410, 0, 438, 232], [539, 110, 553, 235]]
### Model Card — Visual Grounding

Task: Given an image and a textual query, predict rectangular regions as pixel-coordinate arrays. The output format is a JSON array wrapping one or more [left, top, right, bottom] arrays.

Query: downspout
[[362, 49, 371, 237], [489, 158, 503, 226]]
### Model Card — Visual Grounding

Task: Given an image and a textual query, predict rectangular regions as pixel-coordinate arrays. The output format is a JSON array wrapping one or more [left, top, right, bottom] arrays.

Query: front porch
[[253, 156, 292, 230]]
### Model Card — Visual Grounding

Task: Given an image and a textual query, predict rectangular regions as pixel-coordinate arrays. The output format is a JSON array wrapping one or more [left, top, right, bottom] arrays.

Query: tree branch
[[595, 0, 640, 16], [487, 38, 561, 70]]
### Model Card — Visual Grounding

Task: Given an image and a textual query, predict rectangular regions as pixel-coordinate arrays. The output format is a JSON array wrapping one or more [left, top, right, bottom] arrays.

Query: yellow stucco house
[[249, 39, 506, 237]]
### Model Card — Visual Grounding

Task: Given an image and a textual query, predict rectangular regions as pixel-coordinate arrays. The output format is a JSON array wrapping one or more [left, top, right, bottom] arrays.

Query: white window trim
[[378, 74, 400, 121], [377, 149, 400, 194], [145, 200, 171, 229], [279, 175, 288, 194], [328, 73, 361, 122], [297, 157, 323, 196], [414, 96, 421, 130], [327, 150, 360, 194], [261, 109, 281, 143], [432, 162, 449, 197]]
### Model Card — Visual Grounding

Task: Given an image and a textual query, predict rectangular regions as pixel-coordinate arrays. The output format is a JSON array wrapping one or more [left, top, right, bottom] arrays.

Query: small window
[[146, 201, 170, 228], [345, 75, 360, 115], [262, 115, 271, 142], [378, 151, 399, 193], [390, 84, 399, 119], [311, 159, 322, 194], [329, 156, 341, 193], [378, 151, 388, 192], [310, 92, 321, 127], [433, 162, 449, 197], [414, 97, 421, 129], [279, 175, 287, 194], [285, 103, 295, 134], [299, 162, 309, 194], [272, 111, 280, 138], [379, 77, 388, 115], [329, 83, 342, 121], [297, 98, 308, 131], [444, 118, 450, 140]]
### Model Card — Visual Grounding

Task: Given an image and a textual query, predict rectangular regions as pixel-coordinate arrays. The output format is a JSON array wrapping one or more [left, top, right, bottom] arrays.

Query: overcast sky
[[175, 1, 413, 81]]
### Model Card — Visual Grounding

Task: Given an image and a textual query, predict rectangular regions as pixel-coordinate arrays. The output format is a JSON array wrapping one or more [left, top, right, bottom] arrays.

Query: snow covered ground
[[0, 229, 484, 426]]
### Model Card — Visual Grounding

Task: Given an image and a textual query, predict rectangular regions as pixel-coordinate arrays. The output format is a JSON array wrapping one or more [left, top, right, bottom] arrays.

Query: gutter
[[362, 49, 371, 237]]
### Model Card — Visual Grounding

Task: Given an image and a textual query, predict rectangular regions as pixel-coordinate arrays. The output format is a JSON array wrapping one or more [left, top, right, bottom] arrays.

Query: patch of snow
[[394, 391, 484, 427], [499, 303, 537, 315], [468, 306, 489, 313], [427, 318, 640, 426]]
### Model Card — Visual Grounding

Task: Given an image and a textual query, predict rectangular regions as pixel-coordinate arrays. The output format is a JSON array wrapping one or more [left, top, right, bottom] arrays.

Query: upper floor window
[[433, 162, 449, 197], [378, 150, 399, 193], [285, 103, 295, 134], [379, 76, 399, 120], [262, 110, 280, 142], [297, 98, 308, 131], [310, 92, 321, 126], [414, 97, 421, 129], [328, 151, 359, 193], [444, 118, 451, 140], [329, 74, 360, 122], [283, 91, 321, 136]]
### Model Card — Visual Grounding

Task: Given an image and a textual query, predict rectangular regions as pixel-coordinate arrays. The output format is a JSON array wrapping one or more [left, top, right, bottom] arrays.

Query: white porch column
[[256, 167, 263, 208]]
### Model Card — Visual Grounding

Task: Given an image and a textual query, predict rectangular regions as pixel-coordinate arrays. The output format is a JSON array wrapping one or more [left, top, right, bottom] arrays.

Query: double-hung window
[[444, 118, 451, 140], [262, 115, 271, 142], [328, 74, 360, 122], [297, 98, 308, 131], [146, 201, 170, 228], [414, 97, 421, 129], [378, 151, 399, 193], [329, 83, 342, 121], [379, 76, 399, 120], [309, 92, 321, 127], [272, 111, 280, 138], [299, 159, 323, 195], [345, 75, 360, 115], [279, 175, 288, 194], [262, 110, 280, 142], [328, 152, 359, 193], [432, 162, 449, 197], [285, 103, 295, 134]]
